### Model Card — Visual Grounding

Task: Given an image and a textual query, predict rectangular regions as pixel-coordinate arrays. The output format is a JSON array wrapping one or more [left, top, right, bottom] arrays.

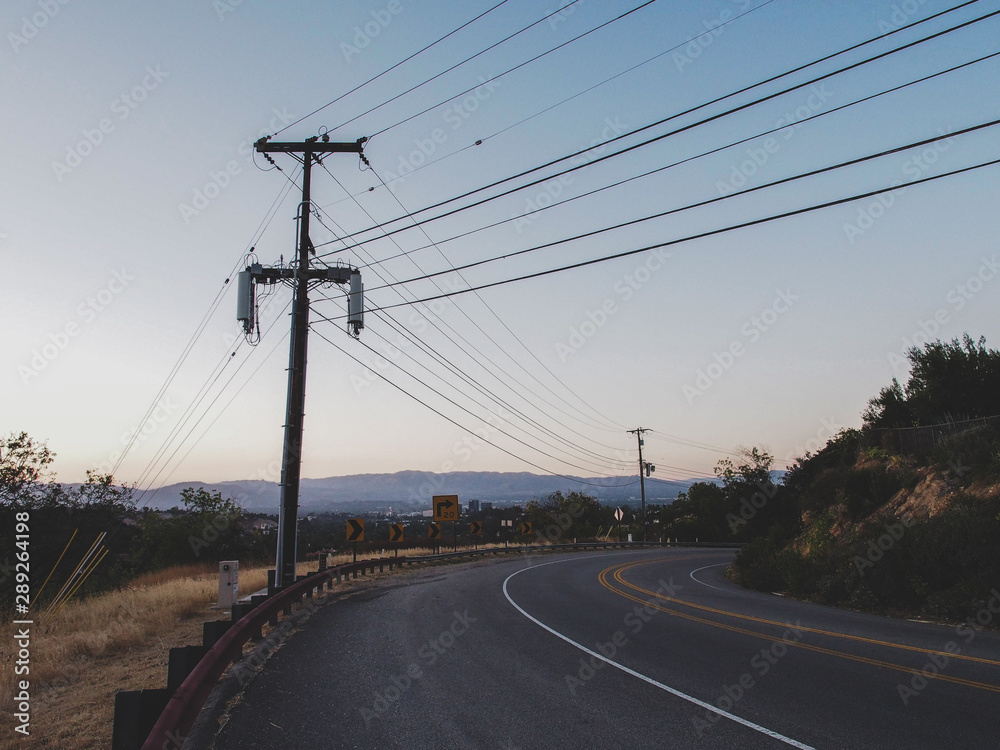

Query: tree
[[862, 379, 912, 430], [525, 491, 605, 541], [715, 446, 775, 492], [904, 335, 1000, 423], [0, 431, 55, 506]]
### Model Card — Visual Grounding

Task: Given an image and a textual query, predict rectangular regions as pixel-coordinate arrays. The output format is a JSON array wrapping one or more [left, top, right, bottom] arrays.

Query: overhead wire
[[338, 1, 994, 242], [309, 324, 638, 488], [362, 115, 1000, 292], [270, 0, 516, 139], [109, 174, 299, 481], [365, 160, 626, 430], [344, 0, 661, 137], [314, 302, 632, 471], [315, 0, 777, 217], [334, 302, 632, 470], [326, 0, 590, 135], [353, 155, 1000, 315], [331, 48, 1000, 269], [316, 317, 630, 474], [311, 160, 631, 440]]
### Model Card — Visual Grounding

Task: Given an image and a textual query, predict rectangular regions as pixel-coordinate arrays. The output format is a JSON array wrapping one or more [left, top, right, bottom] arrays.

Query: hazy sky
[[3, 0, 999, 500]]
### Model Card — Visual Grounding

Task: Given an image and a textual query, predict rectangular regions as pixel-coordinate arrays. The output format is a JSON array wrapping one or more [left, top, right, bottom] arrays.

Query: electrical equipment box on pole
[[348, 268, 364, 335], [236, 271, 254, 334], [218, 560, 239, 608]]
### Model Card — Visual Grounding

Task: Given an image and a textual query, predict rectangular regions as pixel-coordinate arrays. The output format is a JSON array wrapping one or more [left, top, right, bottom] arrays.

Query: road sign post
[[614, 507, 623, 543], [390, 523, 403, 557], [428, 522, 441, 554], [347, 518, 364, 562]]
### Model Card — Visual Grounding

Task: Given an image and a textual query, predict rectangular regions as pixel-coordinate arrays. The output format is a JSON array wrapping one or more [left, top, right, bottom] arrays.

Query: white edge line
[[689, 562, 734, 593], [502, 560, 816, 750]]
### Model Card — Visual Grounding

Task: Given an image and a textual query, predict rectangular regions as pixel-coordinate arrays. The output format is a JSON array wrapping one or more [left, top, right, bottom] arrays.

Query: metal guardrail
[[138, 541, 740, 749]]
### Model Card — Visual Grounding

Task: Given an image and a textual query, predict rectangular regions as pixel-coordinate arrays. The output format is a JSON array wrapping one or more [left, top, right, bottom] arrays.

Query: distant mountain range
[[148, 471, 715, 513]]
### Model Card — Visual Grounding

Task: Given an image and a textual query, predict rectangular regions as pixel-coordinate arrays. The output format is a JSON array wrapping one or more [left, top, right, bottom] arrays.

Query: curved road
[[214, 549, 1000, 749]]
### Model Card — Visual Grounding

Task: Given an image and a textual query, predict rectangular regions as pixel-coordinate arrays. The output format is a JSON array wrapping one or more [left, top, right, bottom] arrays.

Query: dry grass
[[0, 561, 287, 750]]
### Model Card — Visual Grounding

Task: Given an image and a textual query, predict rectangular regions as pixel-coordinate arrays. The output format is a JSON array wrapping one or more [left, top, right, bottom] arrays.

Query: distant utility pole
[[252, 134, 366, 589], [627, 427, 653, 542]]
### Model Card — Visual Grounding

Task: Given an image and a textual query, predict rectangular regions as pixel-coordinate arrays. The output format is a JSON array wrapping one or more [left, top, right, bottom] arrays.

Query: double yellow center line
[[598, 557, 1000, 695]]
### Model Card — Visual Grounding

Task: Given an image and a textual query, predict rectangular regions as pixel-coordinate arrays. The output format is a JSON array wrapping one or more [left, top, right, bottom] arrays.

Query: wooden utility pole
[[254, 135, 365, 588], [627, 428, 651, 541]]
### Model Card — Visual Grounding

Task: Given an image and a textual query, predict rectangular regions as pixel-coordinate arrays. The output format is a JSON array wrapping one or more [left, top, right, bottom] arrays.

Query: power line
[[347, 306, 632, 469], [270, 0, 515, 139], [312, 161, 630, 437], [316, 317, 629, 474], [309, 325, 635, 488], [365, 161, 626, 431], [340, 1, 994, 242], [355, 155, 1000, 315], [363, 115, 1000, 293], [313, 0, 776, 224], [109, 175, 299, 481], [365, 0, 662, 138], [332, 49, 1000, 269], [327, 0, 587, 135]]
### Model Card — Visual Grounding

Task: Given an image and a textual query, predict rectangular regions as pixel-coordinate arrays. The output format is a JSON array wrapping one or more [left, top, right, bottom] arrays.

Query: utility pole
[[627, 428, 652, 541], [253, 134, 366, 589]]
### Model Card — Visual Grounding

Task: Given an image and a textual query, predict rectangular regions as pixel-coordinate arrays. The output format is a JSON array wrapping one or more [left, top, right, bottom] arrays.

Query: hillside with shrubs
[[665, 335, 1000, 624]]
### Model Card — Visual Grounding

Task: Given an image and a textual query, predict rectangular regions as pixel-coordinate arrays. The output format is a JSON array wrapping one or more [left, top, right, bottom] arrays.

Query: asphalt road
[[213, 549, 1000, 749]]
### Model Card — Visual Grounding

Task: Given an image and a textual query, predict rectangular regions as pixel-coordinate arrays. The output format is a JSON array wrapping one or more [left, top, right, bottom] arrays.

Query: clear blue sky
[[3, 0, 999, 496]]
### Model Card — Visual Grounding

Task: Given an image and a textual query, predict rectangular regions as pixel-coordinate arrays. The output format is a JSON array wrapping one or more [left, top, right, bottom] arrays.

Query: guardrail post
[[167, 645, 207, 693], [250, 594, 269, 634], [111, 688, 171, 750], [232, 602, 263, 641], [203, 620, 232, 649]]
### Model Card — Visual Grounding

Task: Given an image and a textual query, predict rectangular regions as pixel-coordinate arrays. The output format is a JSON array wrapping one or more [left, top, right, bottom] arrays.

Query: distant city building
[[482, 502, 493, 512], [468, 499, 481, 513]]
